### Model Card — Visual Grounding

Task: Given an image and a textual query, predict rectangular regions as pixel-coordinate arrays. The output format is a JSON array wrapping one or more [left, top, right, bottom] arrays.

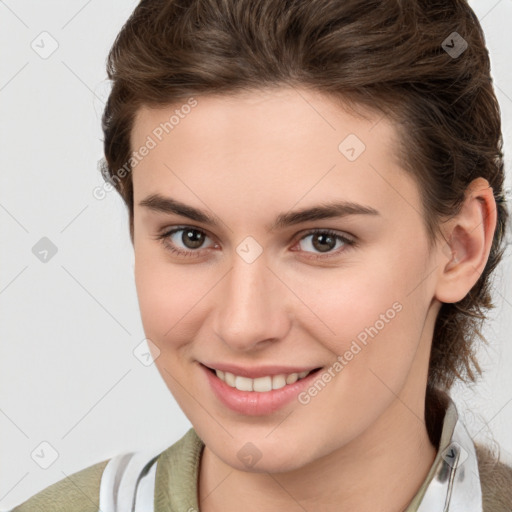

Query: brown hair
[[100, 0, 509, 442]]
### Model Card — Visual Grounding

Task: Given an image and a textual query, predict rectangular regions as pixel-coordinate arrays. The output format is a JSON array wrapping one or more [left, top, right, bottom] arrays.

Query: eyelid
[[157, 224, 214, 240], [293, 227, 355, 243]]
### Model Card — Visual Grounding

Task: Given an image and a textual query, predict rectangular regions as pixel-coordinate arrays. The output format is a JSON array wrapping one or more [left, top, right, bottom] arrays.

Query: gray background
[[1, 0, 511, 509]]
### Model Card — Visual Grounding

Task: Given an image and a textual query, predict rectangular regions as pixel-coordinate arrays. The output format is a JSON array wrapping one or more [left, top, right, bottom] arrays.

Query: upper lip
[[201, 362, 321, 379]]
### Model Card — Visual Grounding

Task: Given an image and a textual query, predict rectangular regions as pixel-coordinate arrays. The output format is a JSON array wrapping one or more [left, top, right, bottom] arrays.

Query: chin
[[220, 440, 312, 474]]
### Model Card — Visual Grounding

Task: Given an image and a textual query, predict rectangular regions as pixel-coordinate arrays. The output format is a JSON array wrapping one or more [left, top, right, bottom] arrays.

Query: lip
[[200, 363, 323, 415], [201, 362, 320, 379]]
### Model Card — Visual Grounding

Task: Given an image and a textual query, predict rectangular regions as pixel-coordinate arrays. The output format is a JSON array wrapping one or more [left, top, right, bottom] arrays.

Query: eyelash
[[154, 226, 356, 260]]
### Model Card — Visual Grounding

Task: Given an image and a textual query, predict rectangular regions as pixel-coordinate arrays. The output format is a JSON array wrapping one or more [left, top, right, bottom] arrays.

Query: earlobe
[[434, 178, 497, 304]]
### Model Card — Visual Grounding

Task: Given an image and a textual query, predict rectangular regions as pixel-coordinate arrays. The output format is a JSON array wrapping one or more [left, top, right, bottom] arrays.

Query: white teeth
[[272, 375, 286, 389], [253, 376, 272, 392], [285, 373, 298, 385], [235, 376, 253, 391], [224, 371, 236, 387], [214, 369, 314, 391]]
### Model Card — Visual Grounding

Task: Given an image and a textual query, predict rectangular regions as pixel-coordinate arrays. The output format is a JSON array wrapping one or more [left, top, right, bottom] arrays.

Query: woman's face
[[131, 87, 445, 472]]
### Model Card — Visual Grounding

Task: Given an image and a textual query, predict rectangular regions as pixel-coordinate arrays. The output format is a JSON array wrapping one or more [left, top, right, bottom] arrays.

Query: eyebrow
[[138, 193, 380, 231]]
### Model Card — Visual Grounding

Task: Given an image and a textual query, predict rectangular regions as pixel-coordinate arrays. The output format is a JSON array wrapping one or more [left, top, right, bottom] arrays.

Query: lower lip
[[200, 363, 322, 416]]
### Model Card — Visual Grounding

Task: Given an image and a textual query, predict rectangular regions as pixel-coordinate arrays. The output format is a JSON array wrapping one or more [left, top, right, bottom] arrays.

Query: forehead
[[131, 86, 402, 158], [130, 87, 419, 226]]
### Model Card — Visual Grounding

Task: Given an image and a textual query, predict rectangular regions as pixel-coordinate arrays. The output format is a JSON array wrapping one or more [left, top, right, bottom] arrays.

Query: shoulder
[[10, 458, 110, 512], [10, 430, 202, 512], [475, 441, 512, 511]]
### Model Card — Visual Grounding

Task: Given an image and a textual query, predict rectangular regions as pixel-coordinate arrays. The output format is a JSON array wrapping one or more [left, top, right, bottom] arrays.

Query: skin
[[130, 86, 496, 511]]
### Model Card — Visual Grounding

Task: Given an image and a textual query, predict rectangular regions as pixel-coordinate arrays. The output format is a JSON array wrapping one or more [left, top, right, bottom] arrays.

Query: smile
[[212, 368, 316, 392], [201, 363, 324, 415]]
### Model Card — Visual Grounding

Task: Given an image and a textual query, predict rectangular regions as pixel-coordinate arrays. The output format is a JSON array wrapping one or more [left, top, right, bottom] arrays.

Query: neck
[[198, 390, 440, 512]]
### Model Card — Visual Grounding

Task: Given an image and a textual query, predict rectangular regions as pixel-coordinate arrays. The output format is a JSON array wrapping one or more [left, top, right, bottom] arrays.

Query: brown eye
[[310, 232, 337, 253], [294, 229, 356, 259], [156, 226, 216, 258], [180, 228, 206, 249]]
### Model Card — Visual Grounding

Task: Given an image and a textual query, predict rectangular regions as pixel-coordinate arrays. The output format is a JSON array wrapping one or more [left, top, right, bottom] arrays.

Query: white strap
[[417, 416, 483, 511], [99, 452, 134, 512], [134, 456, 158, 512], [98, 450, 160, 512]]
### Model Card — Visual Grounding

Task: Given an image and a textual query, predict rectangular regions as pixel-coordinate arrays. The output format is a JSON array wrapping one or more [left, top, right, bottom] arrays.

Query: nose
[[212, 253, 291, 352]]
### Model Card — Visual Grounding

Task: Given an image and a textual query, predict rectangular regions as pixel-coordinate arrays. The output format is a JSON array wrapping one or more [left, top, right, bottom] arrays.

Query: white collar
[[410, 395, 483, 511]]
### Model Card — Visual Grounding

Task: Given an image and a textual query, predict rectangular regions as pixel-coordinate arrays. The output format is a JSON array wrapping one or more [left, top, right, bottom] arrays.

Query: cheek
[[295, 259, 424, 379], [135, 255, 172, 336], [134, 244, 185, 343], [134, 246, 215, 354], [134, 253, 203, 404], [291, 263, 399, 336]]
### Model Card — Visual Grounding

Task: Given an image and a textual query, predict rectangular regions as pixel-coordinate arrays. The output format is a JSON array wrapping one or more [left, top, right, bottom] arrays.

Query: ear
[[434, 177, 497, 304]]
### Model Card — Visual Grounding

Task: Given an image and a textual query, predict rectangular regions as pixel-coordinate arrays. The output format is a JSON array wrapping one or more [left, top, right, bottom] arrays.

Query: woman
[[8, 0, 512, 510]]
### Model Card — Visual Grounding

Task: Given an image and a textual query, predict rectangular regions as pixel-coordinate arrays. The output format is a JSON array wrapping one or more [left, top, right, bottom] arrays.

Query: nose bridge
[[213, 251, 288, 350]]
